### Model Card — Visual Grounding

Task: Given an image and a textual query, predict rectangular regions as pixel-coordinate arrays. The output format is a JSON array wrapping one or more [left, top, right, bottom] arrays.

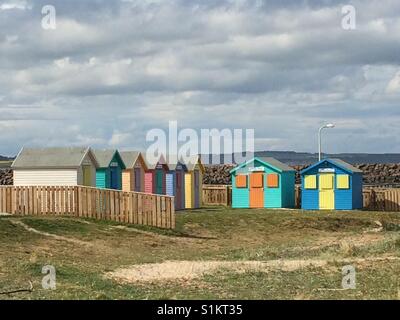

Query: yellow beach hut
[[184, 156, 205, 209]]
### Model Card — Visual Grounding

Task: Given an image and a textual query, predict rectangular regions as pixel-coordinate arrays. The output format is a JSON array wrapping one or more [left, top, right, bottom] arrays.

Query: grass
[[0, 207, 399, 300]]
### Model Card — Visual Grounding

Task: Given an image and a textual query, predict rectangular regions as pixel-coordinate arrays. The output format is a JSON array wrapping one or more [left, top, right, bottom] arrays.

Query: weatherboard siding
[[96, 169, 107, 189], [281, 172, 295, 208], [145, 172, 153, 194], [13, 169, 78, 186], [166, 173, 175, 196], [232, 176, 249, 208], [352, 173, 363, 209], [263, 167, 282, 208], [122, 170, 132, 192]]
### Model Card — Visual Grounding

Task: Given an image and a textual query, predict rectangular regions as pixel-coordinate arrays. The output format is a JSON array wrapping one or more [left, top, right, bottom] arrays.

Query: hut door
[[166, 173, 174, 196], [249, 173, 264, 208], [110, 167, 118, 190], [194, 170, 200, 208], [156, 170, 163, 194], [134, 168, 141, 192], [83, 166, 91, 186], [176, 171, 182, 210], [319, 173, 335, 209], [145, 173, 153, 193]]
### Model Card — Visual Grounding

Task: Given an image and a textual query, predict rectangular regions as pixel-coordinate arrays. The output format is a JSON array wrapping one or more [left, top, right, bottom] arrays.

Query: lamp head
[[325, 123, 335, 128]]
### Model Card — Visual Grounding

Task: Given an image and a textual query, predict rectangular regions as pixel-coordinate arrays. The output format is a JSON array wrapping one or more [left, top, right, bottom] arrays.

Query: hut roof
[[12, 147, 98, 169]]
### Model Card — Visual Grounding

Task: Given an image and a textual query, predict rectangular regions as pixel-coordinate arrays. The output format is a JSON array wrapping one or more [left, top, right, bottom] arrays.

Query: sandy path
[[8, 220, 92, 246], [106, 256, 400, 283]]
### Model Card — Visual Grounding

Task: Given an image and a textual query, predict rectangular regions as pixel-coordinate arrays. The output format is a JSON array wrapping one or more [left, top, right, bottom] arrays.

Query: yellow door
[[319, 174, 334, 209], [185, 173, 192, 209], [83, 166, 92, 186]]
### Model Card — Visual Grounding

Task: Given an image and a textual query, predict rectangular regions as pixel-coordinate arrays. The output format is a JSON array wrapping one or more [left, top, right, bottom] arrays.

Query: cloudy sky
[[0, 0, 399, 157]]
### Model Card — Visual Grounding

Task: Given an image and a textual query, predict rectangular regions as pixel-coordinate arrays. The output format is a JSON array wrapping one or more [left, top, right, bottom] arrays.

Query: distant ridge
[[0, 155, 13, 161], [202, 151, 400, 165]]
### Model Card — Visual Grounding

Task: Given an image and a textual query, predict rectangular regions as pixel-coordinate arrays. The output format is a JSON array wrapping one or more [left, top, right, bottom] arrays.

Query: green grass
[[0, 207, 399, 300]]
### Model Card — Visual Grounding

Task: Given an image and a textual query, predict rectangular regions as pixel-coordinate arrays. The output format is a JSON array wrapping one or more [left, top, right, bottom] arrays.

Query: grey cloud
[[0, 0, 399, 156]]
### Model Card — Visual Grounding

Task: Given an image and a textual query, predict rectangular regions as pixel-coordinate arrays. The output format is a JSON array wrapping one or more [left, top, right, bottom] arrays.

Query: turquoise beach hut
[[230, 157, 296, 209]]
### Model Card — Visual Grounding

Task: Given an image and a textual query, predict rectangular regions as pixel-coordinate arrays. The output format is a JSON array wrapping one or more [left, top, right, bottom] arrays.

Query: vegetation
[[0, 207, 399, 300]]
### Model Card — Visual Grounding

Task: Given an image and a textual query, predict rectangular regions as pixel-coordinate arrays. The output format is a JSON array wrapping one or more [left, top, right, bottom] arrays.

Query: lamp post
[[318, 123, 335, 161]]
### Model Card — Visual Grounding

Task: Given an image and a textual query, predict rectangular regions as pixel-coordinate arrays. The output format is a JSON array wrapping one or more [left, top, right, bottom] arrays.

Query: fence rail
[[0, 186, 175, 229], [203, 184, 400, 212]]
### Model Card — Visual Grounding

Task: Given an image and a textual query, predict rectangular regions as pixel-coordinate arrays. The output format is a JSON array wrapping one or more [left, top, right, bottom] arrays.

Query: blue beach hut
[[301, 158, 363, 210]]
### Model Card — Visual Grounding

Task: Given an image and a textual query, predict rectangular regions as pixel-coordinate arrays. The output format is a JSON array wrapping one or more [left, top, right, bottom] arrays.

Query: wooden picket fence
[[202, 185, 232, 206], [363, 188, 400, 211], [0, 186, 175, 229], [202, 184, 400, 212]]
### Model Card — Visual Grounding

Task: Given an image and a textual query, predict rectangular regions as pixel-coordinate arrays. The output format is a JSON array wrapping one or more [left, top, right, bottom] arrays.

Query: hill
[[203, 151, 400, 165]]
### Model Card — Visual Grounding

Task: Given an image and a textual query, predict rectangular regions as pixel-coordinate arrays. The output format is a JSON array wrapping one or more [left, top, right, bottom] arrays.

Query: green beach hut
[[93, 149, 126, 190]]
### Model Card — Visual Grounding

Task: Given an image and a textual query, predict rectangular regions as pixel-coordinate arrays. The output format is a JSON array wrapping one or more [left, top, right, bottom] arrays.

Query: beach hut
[[230, 157, 296, 209], [93, 149, 126, 190], [144, 154, 169, 195], [184, 156, 205, 209], [11, 147, 99, 186], [300, 158, 363, 210], [166, 156, 187, 210], [120, 151, 147, 192]]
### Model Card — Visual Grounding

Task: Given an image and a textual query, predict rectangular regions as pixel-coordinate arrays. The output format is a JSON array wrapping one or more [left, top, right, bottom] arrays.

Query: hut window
[[337, 175, 350, 189], [236, 175, 247, 188], [267, 174, 279, 188], [304, 175, 317, 189]]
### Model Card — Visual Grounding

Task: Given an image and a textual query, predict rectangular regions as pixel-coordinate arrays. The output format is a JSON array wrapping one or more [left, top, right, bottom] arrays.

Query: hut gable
[[92, 149, 125, 170], [301, 158, 362, 175], [120, 151, 147, 170]]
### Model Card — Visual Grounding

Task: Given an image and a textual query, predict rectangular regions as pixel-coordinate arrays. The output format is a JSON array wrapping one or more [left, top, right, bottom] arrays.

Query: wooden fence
[[202, 184, 400, 212], [202, 185, 232, 206], [0, 186, 175, 229]]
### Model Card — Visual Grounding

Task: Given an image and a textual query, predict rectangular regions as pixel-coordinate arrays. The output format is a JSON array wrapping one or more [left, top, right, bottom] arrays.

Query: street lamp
[[318, 123, 335, 161]]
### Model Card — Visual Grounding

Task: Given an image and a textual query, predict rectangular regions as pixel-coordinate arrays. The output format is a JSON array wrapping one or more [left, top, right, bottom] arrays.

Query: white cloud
[[386, 71, 400, 94], [0, 0, 30, 10]]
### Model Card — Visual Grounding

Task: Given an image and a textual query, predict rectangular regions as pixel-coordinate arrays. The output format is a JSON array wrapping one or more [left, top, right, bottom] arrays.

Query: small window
[[304, 175, 317, 189], [236, 175, 247, 188], [267, 174, 279, 188], [337, 174, 350, 189]]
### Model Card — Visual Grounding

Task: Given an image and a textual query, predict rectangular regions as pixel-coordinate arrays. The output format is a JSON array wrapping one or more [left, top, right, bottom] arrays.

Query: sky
[[0, 0, 399, 157]]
